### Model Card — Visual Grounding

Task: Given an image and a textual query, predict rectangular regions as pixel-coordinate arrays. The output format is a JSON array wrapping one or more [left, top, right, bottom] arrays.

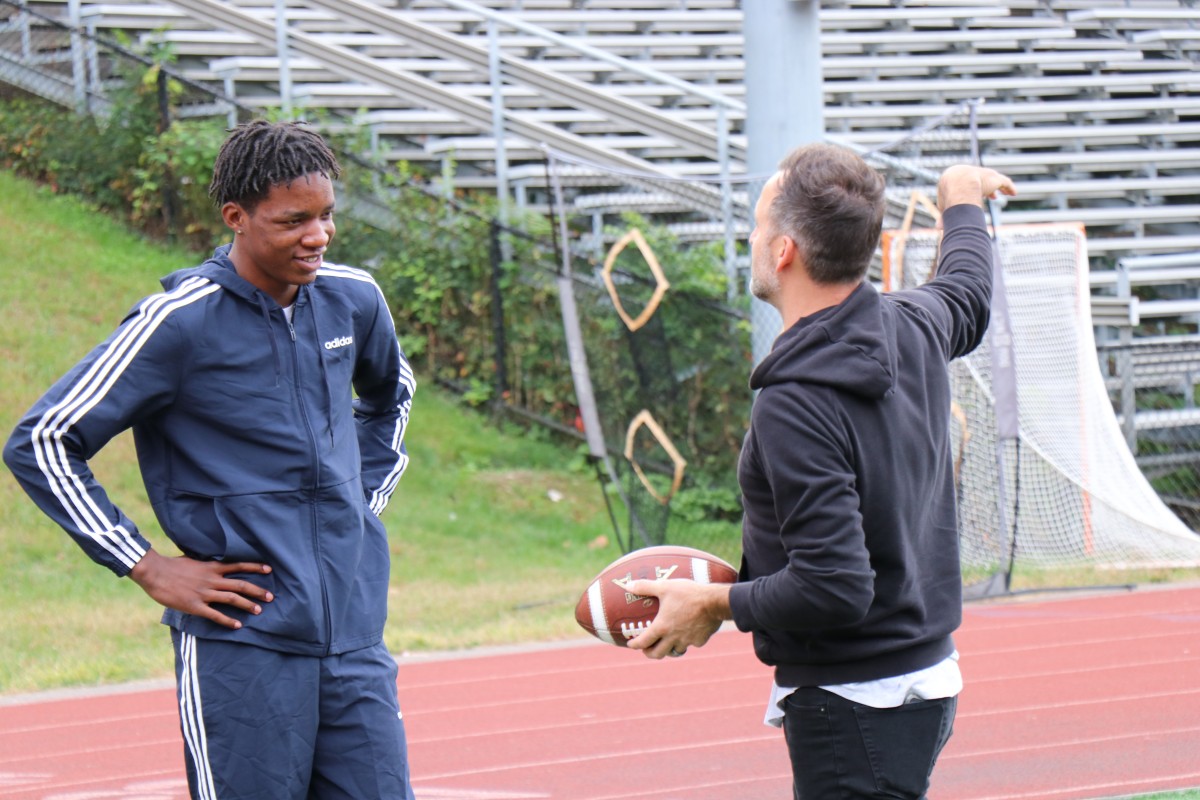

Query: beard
[[748, 252, 780, 303]]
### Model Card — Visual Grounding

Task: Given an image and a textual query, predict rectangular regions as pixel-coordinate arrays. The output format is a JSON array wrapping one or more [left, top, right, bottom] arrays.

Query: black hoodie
[[727, 203, 993, 687]]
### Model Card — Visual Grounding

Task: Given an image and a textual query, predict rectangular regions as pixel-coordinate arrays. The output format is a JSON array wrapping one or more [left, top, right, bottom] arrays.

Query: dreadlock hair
[[209, 120, 341, 211]]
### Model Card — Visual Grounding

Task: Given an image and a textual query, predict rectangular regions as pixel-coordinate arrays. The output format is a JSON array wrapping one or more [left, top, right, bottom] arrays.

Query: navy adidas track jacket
[[4, 245, 415, 657]]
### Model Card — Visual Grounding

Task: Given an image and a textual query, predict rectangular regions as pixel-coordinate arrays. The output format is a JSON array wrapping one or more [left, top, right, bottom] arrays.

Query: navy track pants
[[172, 631, 415, 799]]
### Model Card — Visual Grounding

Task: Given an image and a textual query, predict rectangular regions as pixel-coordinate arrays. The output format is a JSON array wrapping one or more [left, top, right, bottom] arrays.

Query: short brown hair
[[770, 143, 885, 284]]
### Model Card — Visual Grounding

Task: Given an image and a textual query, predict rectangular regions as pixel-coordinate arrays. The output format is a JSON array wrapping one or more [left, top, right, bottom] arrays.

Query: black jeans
[[782, 687, 956, 800]]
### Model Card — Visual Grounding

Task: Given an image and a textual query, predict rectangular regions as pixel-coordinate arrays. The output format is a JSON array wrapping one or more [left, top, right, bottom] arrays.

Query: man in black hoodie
[[626, 144, 1016, 799]]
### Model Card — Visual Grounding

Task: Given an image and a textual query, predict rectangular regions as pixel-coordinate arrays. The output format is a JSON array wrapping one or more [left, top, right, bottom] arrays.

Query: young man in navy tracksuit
[[5, 120, 417, 799], [624, 147, 1016, 798]]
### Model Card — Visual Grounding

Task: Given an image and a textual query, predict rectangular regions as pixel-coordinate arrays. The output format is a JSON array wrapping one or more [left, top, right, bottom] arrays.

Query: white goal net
[[883, 223, 1200, 575]]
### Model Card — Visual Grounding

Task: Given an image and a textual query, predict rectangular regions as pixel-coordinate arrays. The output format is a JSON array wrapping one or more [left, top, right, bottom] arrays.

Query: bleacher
[[5, 1, 1200, 258]]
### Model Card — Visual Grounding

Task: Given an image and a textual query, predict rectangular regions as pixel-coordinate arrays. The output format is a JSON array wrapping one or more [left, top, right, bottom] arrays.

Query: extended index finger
[[985, 170, 1017, 198], [217, 561, 272, 575], [211, 562, 274, 603], [621, 579, 661, 598]]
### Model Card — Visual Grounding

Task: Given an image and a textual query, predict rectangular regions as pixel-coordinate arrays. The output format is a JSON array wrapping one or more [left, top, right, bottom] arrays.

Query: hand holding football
[[574, 545, 737, 647]]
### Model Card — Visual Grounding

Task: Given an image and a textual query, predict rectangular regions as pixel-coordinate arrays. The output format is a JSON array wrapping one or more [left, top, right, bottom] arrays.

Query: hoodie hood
[[162, 244, 299, 395], [750, 282, 896, 400], [161, 243, 262, 301]]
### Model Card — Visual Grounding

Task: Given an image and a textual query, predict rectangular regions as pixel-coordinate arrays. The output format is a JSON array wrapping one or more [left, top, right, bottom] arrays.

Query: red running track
[[1, 584, 1198, 800]]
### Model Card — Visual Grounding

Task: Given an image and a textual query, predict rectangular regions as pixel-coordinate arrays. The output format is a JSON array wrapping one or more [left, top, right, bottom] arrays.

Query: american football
[[574, 545, 738, 647]]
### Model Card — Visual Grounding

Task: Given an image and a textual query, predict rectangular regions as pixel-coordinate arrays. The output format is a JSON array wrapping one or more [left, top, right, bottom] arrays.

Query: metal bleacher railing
[[17, 0, 1199, 253], [1093, 251, 1200, 459]]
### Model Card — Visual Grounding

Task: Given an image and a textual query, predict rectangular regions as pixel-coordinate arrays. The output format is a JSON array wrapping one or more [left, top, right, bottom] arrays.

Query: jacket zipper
[[288, 314, 333, 653]]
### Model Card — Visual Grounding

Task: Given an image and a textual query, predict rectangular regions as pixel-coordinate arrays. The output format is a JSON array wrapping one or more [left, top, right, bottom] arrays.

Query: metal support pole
[[488, 19, 513, 264], [744, 0, 824, 364], [488, 220, 510, 411], [67, 0, 86, 113], [549, 154, 606, 462], [274, 0, 293, 117], [547, 152, 651, 550], [84, 21, 100, 96], [18, 0, 32, 61], [718, 105, 736, 301], [1117, 261, 1137, 451], [222, 73, 239, 128]]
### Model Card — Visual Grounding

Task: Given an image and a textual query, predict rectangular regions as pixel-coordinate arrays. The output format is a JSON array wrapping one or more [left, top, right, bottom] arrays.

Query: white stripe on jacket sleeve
[[367, 347, 415, 517], [28, 277, 218, 569]]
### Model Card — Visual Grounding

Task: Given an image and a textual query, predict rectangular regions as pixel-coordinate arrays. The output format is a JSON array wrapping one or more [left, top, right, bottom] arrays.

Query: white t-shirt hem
[[764, 651, 962, 728]]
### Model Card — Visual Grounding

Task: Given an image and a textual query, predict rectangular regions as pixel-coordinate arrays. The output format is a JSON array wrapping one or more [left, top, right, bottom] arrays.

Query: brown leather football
[[575, 545, 738, 647]]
